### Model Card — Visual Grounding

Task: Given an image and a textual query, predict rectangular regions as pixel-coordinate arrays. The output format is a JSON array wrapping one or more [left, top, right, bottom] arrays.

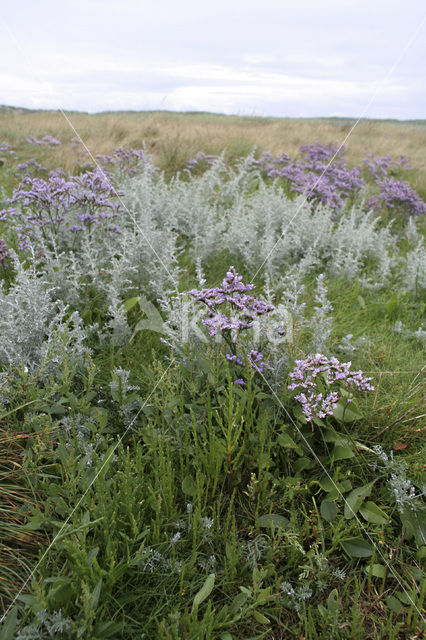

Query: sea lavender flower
[[288, 353, 374, 423], [189, 266, 274, 336], [186, 151, 219, 171], [367, 177, 426, 218]]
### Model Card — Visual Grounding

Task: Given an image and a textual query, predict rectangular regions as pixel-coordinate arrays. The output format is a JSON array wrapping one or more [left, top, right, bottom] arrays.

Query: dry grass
[[0, 106, 425, 185]]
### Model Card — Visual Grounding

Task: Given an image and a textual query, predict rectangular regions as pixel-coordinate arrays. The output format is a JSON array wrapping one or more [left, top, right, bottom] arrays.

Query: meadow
[[0, 108, 425, 639]]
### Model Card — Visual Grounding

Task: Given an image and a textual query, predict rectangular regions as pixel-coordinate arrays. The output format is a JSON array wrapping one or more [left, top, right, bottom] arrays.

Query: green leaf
[[359, 501, 388, 525], [192, 573, 215, 613], [277, 431, 302, 455], [93, 621, 123, 637], [327, 588, 340, 614], [332, 401, 361, 423], [256, 514, 290, 529], [385, 595, 404, 614], [229, 592, 249, 615], [123, 296, 140, 312], [91, 579, 102, 610], [252, 610, 270, 624], [182, 475, 197, 496], [318, 475, 336, 492], [364, 563, 386, 578], [344, 481, 375, 519], [0, 606, 18, 640], [220, 633, 233, 640], [293, 457, 315, 473], [340, 537, 374, 558], [320, 500, 337, 522], [333, 445, 355, 460]]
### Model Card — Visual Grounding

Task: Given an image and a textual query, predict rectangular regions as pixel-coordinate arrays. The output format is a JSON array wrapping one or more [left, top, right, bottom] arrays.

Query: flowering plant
[[288, 353, 374, 425], [188, 266, 274, 385]]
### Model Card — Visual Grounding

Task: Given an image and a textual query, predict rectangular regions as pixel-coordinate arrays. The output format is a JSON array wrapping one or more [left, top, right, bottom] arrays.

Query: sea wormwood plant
[[0, 250, 89, 375]]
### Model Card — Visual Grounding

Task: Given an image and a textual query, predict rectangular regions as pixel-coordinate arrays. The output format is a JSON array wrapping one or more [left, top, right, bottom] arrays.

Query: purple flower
[[288, 353, 374, 423], [190, 266, 274, 336], [234, 378, 246, 386]]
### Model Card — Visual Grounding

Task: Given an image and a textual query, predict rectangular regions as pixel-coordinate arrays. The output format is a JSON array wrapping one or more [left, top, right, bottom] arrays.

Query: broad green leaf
[[333, 445, 355, 460], [318, 475, 336, 492], [252, 610, 270, 624], [327, 589, 340, 614], [91, 579, 102, 610], [277, 432, 302, 454], [333, 401, 361, 423], [256, 514, 290, 529], [182, 475, 197, 496], [220, 633, 233, 640], [340, 537, 374, 558], [0, 606, 18, 640], [192, 573, 215, 613], [364, 563, 386, 578], [401, 511, 426, 546], [344, 481, 375, 519], [123, 296, 140, 312], [359, 501, 388, 525], [229, 592, 249, 614], [385, 595, 404, 614], [320, 500, 337, 522], [293, 457, 315, 473]]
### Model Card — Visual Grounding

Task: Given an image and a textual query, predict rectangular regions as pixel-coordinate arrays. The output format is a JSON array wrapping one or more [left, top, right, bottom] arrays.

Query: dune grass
[[0, 107, 425, 190]]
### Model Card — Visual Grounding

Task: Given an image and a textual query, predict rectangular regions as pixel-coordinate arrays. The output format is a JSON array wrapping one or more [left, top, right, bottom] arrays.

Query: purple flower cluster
[[256, 143, 365, 214], [16, 158, 48, 176], [26, 135, 61, 147], [0, 142, 16, 155], [3, 168, 124, 250], [189, 267, 272, 385], [189, 266, 274, 336], [0, 238, 8, 269], [186, 151, 218, 171], [96, 147, 147, 177], [367, 177, 426, 218], [226, 349, 264, 385], [362, 153, 410, 180], [288, 353, 374, 423]]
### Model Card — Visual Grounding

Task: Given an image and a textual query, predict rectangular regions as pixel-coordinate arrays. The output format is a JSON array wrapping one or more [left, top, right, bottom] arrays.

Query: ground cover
[[0, 112, 425, 639]]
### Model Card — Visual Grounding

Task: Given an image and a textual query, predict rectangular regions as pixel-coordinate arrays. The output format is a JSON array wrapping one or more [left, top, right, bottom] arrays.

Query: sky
[[0, 0, 425, 120]]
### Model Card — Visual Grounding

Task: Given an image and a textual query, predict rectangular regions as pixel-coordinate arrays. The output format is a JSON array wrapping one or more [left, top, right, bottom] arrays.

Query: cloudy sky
[[0, 0, 424, 119]]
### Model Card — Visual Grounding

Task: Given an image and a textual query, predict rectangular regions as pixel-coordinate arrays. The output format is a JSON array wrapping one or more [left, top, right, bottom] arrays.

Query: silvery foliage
[[109, 366, 141, 426], [398, 217, 425, 293], [157, 273, 209, 369], [394, 321, 426, 348], [373, 446, 425, 518], [106, 287, 131, 346], [0, 250, 89, 376], [16, 609, 72, 639], [309, 274, 333, 353], [337, 333, 371, 355], [220, 177, 397, 285]]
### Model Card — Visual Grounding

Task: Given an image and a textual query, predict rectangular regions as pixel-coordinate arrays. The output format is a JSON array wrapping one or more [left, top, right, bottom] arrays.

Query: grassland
[[0, 107, 425, 639], [0, 106, 425, 189]]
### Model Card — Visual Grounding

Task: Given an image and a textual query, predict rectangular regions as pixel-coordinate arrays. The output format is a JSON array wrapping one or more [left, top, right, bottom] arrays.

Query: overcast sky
[[0, 0, 424, 119]]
